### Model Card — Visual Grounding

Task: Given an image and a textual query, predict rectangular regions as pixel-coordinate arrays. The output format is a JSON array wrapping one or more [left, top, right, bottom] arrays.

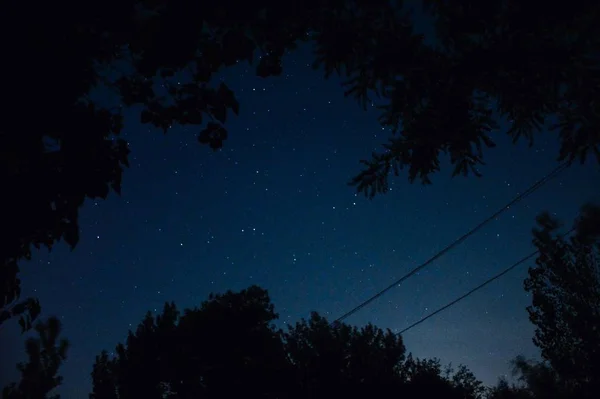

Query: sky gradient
[[1, 43, 599, 398]]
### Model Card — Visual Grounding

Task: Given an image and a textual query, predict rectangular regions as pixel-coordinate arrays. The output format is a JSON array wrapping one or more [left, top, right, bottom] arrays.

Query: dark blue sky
[[1, 44, 599, 398]]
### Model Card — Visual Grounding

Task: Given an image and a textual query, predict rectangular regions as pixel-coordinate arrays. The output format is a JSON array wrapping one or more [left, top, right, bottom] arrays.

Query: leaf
[[0, 310, 11, 325], [28, 298, 41, 321], [18, 316, 28, 333], [198, 122, 228, 150], [218, 83, 239, 115], [11, 302, 26, 315], [222, 30, 254, 66], [256, 55, 283, 78], [160, 68, 175, 78], [141, 109, 153, 124], [63, 222, 80, 249], [194, 64, 213, 83], [211, 103, 227, 124]]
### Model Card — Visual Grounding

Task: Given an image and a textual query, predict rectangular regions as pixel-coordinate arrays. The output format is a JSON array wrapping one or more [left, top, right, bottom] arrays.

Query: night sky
[[1, 43, 599, 398]]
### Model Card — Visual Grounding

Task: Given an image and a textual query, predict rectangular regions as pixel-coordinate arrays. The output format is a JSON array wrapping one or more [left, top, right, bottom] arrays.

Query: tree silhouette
[[89, 285, 289, 399], [284, 312, 484, 398], [524, 204, 600, 398], [511, 355, 571, 399], [2, 317, 70, 399], [89, 285, 484, 399], [486, 377, 534, 399], [398, 354, 485, 399], [345, 0, 599, 195], [448, 362, 486, 398], [486, 354, 577, 399], [4, 0, 599, 330], [283, 311, 407, 398]]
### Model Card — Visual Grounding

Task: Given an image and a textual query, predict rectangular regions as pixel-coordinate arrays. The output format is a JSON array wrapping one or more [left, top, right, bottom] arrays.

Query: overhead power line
[[397, 227, 576, 335], [332, 161, 569, 325]]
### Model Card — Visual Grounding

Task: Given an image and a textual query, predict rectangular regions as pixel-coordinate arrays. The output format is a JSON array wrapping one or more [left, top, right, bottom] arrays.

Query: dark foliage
[[2, 317, 69, 399], [2, 0, 322, 332], [89, 286, 289, 399], [486, 377, 534, 399], [3, 0, 599, 334], [524, 204, 600, 398], [486, 354, 577, 399], [88, 285, 483, 399], [284, 311, 407, 398], [0, 297, 41, 334]]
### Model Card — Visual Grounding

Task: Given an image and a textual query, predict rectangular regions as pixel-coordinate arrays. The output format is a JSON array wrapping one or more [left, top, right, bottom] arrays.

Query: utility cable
[[332, 161, 569, 325], [397, 227, 576, 335]]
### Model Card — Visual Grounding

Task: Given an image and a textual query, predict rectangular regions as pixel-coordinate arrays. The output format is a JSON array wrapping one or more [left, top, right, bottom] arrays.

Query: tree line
[[3, 206, 599, 398]]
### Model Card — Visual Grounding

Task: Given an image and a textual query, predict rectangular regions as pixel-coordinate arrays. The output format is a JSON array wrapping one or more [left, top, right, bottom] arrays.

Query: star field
[[1, 44, 599, 398]]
